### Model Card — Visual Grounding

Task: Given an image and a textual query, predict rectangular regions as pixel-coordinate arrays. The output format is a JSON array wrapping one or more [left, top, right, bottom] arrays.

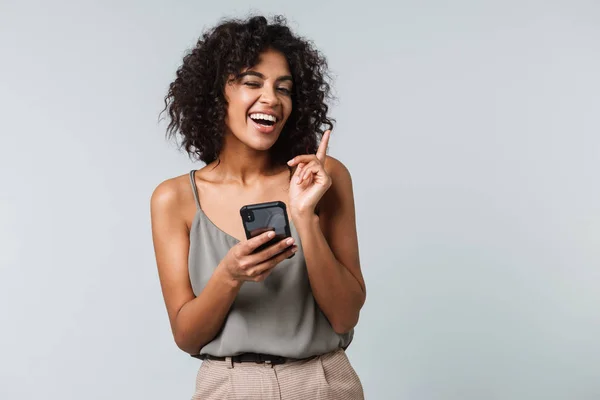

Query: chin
[[243, 129, 282, 150], [248, 136, 280, 151], [227, 123, 284, 152]]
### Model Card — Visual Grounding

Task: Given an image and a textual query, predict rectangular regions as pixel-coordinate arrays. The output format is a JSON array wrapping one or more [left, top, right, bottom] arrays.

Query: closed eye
[[243, 81, 291, 95]]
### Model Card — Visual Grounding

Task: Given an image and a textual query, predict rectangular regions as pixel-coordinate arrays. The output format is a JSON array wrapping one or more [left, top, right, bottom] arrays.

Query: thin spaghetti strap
[[189, 170, 201, 210]]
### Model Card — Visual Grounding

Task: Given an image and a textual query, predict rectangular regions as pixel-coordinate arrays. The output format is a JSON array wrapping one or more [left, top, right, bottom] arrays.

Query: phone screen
[[240, 201, 291, 253]]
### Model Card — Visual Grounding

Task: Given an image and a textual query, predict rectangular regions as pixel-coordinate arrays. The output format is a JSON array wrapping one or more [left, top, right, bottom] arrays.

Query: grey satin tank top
[[188, 170, 353, 358]]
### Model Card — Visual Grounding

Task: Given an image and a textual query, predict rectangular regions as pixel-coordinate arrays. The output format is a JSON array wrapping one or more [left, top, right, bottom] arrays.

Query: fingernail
[[268, 231, 275, 238], [286, 238, 294, 245], [292, 247, 298, 253], [287, 160, 293, 165]]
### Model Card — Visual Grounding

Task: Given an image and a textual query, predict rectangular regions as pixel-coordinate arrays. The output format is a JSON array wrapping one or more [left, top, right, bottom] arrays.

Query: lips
[[248, 116, 277, 134]]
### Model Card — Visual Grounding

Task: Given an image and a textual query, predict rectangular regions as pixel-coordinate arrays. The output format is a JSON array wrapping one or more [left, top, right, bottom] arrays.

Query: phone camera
[[245, 210, 255, 222]]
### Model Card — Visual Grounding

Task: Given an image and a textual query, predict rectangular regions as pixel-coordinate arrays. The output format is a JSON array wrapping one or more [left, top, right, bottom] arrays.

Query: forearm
[[174, 268, 241, 354], [293, 213, 365, 333]]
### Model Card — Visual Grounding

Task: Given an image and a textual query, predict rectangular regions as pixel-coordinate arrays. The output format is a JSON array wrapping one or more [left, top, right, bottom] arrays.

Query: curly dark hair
[[160, 14, 335, 166]]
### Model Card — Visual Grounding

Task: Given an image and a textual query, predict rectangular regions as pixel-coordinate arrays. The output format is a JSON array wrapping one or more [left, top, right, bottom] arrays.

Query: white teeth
[[249, 113, 277, 122]]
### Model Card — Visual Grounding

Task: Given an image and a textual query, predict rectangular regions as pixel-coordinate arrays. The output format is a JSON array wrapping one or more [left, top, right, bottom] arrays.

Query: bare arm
[[150, 180, 241, 354], [150, 179, 297, 354], [291, 156, 366, 334]]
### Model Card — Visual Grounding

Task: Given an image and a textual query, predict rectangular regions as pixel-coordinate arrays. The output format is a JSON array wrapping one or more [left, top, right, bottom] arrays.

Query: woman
[[151, 15, 366, 399]]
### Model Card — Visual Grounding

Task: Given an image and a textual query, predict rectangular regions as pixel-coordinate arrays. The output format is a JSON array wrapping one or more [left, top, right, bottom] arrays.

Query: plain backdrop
[[1, 0, 599, 399]]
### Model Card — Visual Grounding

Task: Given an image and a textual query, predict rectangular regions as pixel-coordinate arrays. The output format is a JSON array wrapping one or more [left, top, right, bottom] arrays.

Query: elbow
[[332, 320, 357, 335], [173, 327, 201, 356], [330, 293, 366, 335], [333, 325, 354, 335], [331, 312, 360, 335]]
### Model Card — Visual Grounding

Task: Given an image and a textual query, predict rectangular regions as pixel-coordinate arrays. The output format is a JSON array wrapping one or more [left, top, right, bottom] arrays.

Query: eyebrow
[[238, 71, 293, 83]]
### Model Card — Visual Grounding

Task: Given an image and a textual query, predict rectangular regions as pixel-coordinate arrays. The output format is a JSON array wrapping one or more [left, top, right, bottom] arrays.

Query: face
[[223, 48, 293, 151]]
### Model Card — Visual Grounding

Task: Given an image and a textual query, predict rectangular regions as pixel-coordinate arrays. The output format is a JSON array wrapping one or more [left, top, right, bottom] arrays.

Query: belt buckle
[[257, 354, 286, 365], [270, 355, 286, 365], [257, 354, 272, 364]]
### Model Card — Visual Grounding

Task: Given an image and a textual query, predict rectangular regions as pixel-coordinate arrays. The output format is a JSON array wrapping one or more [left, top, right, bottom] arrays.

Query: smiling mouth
[[251, 118, 275, 127], [248, 115, 278, 134], [248, 112, 278, 127]]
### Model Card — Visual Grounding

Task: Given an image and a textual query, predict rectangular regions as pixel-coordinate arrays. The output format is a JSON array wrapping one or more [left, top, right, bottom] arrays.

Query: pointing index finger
[[316, 130, 330, 162]]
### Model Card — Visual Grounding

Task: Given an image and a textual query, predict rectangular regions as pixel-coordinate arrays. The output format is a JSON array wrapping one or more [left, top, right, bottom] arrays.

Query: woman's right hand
[[217, 231, 298, 283]]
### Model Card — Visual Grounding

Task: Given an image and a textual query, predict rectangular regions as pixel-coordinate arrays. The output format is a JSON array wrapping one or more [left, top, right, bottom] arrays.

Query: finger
[[292, 162, 305, 183], [248, 246, 297, 279], [293, 162, 305, 180], [248, 245, 298, 280], [305, 173, 315, 186], [249, 227, 275, 236], [251, 236, 295, 263], [298, 159, 321, 183], [242, 230, 277, 254], [293, 159, 317, 182], [316, 130, 331, 162], [287, 154, 317, 167], [300, 161, 320, 183], [302, 168, 317, 184]]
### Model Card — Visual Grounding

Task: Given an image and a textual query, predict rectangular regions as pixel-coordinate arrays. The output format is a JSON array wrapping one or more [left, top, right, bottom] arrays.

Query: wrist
[[214, 266, 242, 291], [291, 210, 320, 228]]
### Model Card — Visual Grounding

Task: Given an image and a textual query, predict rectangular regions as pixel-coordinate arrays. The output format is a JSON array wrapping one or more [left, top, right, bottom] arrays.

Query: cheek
[[225, 88, 255, 120], [226, 100, 249, 124], [281, 98, 293, 120]]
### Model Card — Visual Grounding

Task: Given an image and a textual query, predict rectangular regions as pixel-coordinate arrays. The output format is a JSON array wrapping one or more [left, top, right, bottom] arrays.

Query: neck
[[212, 133, 281, 185]]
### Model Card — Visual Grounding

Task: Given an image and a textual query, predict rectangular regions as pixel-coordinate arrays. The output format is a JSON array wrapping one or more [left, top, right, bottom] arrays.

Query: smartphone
[[240, 201, 293, 255]]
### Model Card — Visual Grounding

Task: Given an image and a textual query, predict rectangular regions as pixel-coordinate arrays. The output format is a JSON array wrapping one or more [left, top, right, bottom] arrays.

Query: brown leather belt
[[192, 352, 313, 365]]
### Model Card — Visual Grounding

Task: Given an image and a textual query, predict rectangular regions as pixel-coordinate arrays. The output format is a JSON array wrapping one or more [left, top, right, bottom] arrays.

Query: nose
[[259, 85, 279, 106]]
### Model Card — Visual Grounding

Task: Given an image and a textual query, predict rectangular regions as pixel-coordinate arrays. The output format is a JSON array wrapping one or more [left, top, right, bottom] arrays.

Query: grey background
[[1, 0, 599, 399]]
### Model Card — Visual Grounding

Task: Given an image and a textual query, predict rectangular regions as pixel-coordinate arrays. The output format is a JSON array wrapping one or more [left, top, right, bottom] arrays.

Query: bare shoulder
[[319, 155, 355, 216], [150, 172, 195, 220], [323, 155, 353, 191]]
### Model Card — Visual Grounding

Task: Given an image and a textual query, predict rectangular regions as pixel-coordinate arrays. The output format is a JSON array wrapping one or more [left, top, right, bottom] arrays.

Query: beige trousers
[[191, 348, 364, 400]]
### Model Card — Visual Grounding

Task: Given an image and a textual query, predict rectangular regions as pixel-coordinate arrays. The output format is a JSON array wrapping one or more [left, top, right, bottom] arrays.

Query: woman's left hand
[[287, 130, 332, 218]]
